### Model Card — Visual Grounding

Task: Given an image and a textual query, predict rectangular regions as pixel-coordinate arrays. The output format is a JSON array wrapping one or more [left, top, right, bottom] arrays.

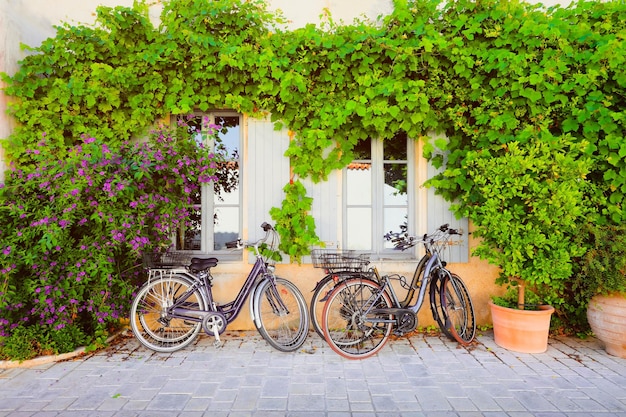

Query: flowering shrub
[[0, 118, 222, 359]]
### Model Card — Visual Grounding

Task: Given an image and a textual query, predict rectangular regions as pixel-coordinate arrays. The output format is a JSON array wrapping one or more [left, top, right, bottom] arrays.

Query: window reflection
[[213, 116, 240, 250], [176, 114, 241, 251], [344, 132, 409, 254]]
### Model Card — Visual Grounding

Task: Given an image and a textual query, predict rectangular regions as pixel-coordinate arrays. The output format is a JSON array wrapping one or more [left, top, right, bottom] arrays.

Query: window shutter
[[246, 117, 290, 236], [426, 160, 469, 264]]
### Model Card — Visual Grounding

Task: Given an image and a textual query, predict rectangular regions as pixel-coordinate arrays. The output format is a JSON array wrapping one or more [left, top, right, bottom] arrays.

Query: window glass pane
[[353, 137, 371, 160], [214, 207, 240, 250], [346, 164, 372, 205], [346, 207, 372, 250], [384, 207, 408, 249], [214, 116, 240, 205], [384, 131, 407, 160], [384, 163, 408, 205], [177, 207, 202, 250]]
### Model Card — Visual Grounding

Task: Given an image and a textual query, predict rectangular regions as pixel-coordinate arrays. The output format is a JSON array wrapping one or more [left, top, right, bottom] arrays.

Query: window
[[175, 112, 242, 252], [344, 132, 412, 255]]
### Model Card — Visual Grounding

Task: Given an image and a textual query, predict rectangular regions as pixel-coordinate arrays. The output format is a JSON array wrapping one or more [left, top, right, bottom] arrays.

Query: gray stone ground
[[1, 329, 625, 417]]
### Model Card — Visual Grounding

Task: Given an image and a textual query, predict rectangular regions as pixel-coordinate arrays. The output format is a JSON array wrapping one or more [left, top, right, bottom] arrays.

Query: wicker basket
[[142, 252, 192, 269], [311, 249, 370, 272]]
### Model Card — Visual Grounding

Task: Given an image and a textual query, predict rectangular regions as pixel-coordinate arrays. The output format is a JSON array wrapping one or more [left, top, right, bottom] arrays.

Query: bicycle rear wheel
[[130, 274, 206, 352], [310, 274, 336, 339], [310, 272, 371, 339], [440, 273, 476, 345], [253, 277, 310, 352], [322, 278, 393, 360]]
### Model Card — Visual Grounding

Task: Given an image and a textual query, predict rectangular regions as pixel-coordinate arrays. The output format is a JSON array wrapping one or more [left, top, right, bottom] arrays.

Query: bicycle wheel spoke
[[254, 278, 309, 352], [322, 279, 392, 359], [130, 275, 204, 352]]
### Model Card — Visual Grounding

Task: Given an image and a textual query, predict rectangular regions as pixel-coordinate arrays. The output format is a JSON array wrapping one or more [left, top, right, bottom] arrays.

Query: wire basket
[[311, 249, 370, 272], [142, 252, 193, 269]]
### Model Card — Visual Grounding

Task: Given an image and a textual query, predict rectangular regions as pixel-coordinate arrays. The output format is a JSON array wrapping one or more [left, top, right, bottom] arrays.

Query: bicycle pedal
[[214, 340, 223, 348]]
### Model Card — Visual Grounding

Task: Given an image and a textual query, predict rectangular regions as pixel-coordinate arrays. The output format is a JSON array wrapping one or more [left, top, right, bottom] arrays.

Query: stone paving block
[[446, 396, 479, 412], [414, 386, 453, 411], [232, 387, 261, 411], [492, 396, 526, 412], [464, 387, 502, 411], [287, 394, 327, 412], [257, 396, 288, 411], [514, 390, 559, 412], [145, 393, 190, 411]]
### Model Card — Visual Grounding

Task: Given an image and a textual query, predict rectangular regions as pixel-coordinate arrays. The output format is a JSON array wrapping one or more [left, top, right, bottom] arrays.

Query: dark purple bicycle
[[130, 222, 309, 353]]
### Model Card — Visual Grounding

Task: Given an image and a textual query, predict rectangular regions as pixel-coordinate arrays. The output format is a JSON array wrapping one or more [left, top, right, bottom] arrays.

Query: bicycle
[[320, 224, 476, 359], [309, 250, 376, 339], [130, 222, 310, 353]]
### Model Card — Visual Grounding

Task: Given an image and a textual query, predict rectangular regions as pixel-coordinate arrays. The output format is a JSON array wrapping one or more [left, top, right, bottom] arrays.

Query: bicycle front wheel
[[322, 278, 393, 360], [252, 277, 310, 352], [441, 273, 476, 345], [130, 274, 206, 353], [429, 274, 457, 342]]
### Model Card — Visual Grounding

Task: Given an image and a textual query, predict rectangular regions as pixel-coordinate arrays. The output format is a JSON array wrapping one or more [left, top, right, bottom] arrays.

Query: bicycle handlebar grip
[[261, 222, 273, 232], [225, 240, 241, 249]]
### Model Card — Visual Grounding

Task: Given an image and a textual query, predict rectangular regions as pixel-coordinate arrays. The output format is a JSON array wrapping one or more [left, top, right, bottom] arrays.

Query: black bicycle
[[321, 224, 476, 359], [130, 222, 310, 353]]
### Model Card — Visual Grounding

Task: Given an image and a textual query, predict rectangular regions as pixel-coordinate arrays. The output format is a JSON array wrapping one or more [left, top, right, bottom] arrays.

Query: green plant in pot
[[572, 223, 626, 358], [456, 130, 592, 353]]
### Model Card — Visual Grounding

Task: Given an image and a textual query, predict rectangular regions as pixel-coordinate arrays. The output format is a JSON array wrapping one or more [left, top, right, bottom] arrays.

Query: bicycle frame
[[362, 249, 450, 324], [163, 254, 280, 325]]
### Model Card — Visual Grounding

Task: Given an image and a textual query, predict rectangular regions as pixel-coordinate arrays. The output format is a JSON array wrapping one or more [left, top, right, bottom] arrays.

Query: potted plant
[[457, 132, 592, 353], [573, 224, 626, 358]]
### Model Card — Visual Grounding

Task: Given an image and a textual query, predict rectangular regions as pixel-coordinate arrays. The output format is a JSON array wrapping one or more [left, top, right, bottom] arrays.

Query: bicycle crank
[[201, 312, 227, 347]]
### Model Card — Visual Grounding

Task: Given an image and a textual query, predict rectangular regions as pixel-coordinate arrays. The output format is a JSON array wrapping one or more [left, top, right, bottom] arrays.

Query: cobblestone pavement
[[1, 329, 625, 417]]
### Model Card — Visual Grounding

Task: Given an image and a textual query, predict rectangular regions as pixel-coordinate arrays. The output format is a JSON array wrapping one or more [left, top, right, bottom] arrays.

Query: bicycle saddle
[[190, 257, 218, 271]]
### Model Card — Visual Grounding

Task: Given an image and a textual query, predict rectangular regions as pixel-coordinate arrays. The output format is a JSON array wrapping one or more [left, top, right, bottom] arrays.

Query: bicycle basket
[[311, 249, 370, 272], [142, 252, 192, 269]]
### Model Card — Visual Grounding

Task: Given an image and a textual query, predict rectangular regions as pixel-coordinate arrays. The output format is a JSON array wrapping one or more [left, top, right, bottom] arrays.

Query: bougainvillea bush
[[0, 119, 222, 360]]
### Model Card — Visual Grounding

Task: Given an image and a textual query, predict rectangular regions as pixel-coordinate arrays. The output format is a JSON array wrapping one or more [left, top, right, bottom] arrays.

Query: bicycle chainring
[[395, 311, 418, 335], [201, 312, 227, 336]]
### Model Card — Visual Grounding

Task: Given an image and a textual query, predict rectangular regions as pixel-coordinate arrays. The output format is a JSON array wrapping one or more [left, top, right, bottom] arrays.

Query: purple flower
[[2, 246, 10, 256]]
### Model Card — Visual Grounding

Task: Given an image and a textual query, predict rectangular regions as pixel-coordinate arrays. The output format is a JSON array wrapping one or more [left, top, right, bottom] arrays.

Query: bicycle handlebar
[[384, 224, 463, 251], [225, 222, 277, 251]]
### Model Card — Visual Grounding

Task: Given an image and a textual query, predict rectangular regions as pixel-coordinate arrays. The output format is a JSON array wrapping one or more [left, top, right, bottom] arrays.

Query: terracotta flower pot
[[489, 300, 554, 353], [587, 293, 626, 358]]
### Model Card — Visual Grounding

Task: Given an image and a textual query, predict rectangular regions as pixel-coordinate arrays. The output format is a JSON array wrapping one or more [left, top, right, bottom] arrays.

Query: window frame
[[173, 111, 243, 256], [342, 136, 416, 259]]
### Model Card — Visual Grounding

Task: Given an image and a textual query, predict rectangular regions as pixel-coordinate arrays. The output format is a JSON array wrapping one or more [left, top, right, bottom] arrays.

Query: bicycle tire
[[429, 273, 458, 342], [310, 272, 370, 339], [310, 274, 336, 339], [322, 278, 393, 360], [130, 274, 206, 352], [440, 273, 476, 345], [253, 277, 310, 352]]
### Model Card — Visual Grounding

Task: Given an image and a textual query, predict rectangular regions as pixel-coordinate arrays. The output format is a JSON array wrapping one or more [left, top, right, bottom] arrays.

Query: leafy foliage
[[270, 180, 321, 261], [563, 224, 626, 332], [457, 135, 592, 290]]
